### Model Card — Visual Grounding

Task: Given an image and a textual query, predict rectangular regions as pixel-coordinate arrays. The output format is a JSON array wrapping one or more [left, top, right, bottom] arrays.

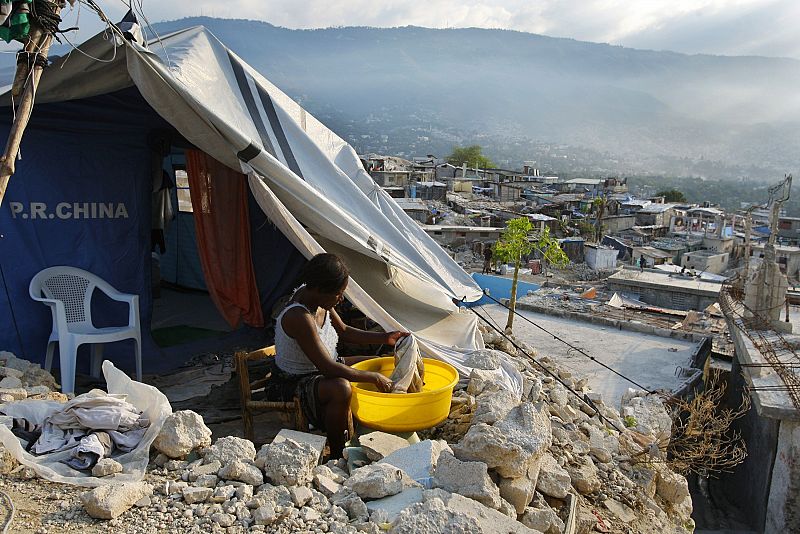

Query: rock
[[314, 474, 342, 497], [252, 503, 279, 525], [290, 486, 314, 507], [261, 437, 319, 486], [219, 459, 264, 486], [453, 402, 552, 478], [463, 349, 502, 370], [0, 353, 31, 373], [498, 476, 535, 515], [189, 460, 221, 481], [152, 410, 212, 458], [25, 385, 51, 396], [565, 457, 601, 495], [80, 482, 153, 519], [388, 493, 481, 534], [466, 368, 503, 396], [521, 506, 564, 534], [204, 436, 256, 466], [379, 440, 451, 489], [211, 512, 236, 527], [0, 376, 22, 389], [194, 474, 218, 488], [344, 463, 404, 500], [604, 499, 636, 523], [365, 487, 424, 523], [525, 377, 543, 402], [656, 467, 690, 504], [0, 445, 19, 475], [211, 485, 237, 503], [0, 367, 23, 379], [360, 431, 409, 461], [432, 452, 501, 510], [332, 490, 369, 521], [628, 466, 657, 497], [0, 388, 26, 400], [620, 391, 672, 440], [134, 496, 151, 507], [472, 390, 517, 425], [272, 429, 327, 461], [536, 454, 571, 499], [421, 489, 536, 534], [548, 384, 568, 407], [301, 507, 321, 521], [182, 487, 212, 504], [91, 458, 123, 477]]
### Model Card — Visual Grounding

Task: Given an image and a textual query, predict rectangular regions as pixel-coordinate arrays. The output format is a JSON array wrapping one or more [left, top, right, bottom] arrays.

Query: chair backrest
[[29, 266, 103, 326]]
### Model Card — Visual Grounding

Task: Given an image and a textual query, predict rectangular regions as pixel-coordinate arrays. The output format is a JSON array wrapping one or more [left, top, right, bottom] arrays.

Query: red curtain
[[185, 150, 264, 328]]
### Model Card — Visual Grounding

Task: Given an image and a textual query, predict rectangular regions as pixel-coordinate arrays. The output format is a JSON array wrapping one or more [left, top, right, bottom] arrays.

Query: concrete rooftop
[[482, 304, 700, 407]]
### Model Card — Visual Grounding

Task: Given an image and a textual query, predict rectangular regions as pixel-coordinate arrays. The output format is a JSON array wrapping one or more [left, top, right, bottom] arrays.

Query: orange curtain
[[185, 150, 264, 328]]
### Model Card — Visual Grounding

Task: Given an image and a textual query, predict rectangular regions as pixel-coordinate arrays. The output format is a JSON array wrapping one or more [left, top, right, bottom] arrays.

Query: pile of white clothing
[[1, 389, 150, 471]]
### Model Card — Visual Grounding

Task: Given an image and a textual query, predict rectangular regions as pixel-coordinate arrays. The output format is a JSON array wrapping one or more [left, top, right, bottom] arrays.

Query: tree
[[592, 196, 608, 242], [655, 189, 687, 203], [447, 145, 494, 169], [494, 219, 568, 331]]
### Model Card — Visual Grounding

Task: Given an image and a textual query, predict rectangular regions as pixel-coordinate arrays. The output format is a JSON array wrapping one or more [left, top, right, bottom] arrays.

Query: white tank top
[[275, 302, 339, 375]]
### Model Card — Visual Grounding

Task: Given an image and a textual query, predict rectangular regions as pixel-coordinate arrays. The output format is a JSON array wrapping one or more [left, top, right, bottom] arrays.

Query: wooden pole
[[0, 7, 61, 207]]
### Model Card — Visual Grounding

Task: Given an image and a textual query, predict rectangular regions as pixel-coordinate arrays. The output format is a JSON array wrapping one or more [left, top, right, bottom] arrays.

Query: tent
[[0, 23, 522, 394]]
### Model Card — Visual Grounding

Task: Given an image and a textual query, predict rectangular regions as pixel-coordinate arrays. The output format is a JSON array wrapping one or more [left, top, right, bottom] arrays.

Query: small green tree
[[494, 219, 570, 331], [494, 218, 534, 332], [655, 189, 687, 203], [592, 196, 608, 242], [447, 145, 495, 169]]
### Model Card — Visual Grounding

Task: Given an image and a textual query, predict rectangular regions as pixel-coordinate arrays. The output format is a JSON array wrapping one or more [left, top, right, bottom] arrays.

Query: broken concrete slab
[[344, 463, 404, 500], [453, 402, 552, 478], [219, 459, 264, 486], [565, 457, 601, 495], [261, 437, 319, 486], [472, 389, 517, 425], [272, 429, 327, 462], [360, 431, 409, 461], [423, 489, 537, 534], [604, 498, 636, 523], [432, 451, 501, 510], [655, 467, 690, 504], [204, 436, 256, 466], [521, 506, 564, 534], [499, 476, 535, 515], [80, 482, 153, 519], [536, 453, 571, 499], [364, 487, 424, 522], [378, 439, 451, 488]]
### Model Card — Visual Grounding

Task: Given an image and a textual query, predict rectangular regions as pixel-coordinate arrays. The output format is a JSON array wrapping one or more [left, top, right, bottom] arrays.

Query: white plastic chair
[[29, 266, 142, 394]]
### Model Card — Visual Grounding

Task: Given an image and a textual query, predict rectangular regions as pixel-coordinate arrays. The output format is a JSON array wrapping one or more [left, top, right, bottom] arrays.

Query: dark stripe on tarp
[[255, 84, 304, 180], [226, 50, 276, 158], [237, 142, 261, 162]]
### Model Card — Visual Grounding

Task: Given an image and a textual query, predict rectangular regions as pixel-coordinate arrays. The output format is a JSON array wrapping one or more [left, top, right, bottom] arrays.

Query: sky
[[30, 0, 800, 59]]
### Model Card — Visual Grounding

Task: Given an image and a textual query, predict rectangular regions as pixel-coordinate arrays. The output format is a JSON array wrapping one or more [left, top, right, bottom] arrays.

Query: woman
[[271, 253, 407, 457]]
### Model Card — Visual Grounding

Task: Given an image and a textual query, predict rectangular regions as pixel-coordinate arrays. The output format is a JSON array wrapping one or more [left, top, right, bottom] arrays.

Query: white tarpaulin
[[1, 24, 522, 395], [0, 361, 171, 486]]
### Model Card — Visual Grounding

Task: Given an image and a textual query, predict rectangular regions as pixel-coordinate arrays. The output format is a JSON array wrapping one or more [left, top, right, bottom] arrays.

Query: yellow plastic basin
[[350, 357, 459, 432]]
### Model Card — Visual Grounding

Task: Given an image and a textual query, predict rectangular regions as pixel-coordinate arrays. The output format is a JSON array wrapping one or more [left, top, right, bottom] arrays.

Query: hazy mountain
[[40, 18, 800, 180]]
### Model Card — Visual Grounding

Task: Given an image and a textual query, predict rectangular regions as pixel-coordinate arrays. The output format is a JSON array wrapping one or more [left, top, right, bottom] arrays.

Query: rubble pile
[[0, 338, 694, 533]]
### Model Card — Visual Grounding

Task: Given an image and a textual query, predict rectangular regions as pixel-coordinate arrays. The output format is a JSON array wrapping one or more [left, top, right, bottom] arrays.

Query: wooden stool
[[235, 346, 308, 442]]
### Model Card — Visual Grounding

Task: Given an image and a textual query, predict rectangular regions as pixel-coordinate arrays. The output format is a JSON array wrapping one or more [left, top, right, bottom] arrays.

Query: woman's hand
[[385, 331, 410, 346], [371, 372, 393, 393]]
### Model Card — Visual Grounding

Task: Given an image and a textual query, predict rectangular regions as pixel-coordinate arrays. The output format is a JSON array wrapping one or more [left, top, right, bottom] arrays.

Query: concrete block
[[273, 429, 327, 462], [365, 487, 424, 522], [379, 439, 451, 488]]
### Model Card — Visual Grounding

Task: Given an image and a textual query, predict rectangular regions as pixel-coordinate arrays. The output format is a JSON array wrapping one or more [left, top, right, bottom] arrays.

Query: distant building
[[608, 268, 722, 310], [422, 225, 504, 247], [631, 246, 674, 267], [635, 203, 676, 227], [394, 198, 429, 223], [585, 244, 619, 270], [680, 250, 730, 275], [601, 214, 637, 234]]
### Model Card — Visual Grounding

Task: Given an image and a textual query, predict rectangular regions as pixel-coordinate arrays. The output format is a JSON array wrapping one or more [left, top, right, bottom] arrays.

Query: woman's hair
[[299, 253, 349, 294]]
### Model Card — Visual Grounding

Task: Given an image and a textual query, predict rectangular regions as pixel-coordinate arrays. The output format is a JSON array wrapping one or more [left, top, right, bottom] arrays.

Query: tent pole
[[0, 10, 61, 207]]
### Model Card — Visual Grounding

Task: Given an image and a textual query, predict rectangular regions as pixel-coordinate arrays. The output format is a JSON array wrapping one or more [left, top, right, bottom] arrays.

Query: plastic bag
[[0, 361, 171, 487]]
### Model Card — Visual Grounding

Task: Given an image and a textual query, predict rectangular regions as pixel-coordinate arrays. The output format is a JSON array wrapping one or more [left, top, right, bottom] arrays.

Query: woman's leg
[[317, 377, 352, 458]]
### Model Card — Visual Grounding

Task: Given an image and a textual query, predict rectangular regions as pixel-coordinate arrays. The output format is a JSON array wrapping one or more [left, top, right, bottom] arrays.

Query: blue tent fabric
[[0, 86, 309, 373], [0, 88, 170, 370]]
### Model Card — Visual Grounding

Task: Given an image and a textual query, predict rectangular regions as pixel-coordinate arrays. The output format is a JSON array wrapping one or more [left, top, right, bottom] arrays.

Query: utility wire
[[480, 290, 656, 394], [469, 304, 625, 433]]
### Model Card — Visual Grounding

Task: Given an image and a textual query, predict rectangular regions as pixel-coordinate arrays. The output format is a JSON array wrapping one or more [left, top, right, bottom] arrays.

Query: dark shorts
[[260, 358, 326, 431]]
